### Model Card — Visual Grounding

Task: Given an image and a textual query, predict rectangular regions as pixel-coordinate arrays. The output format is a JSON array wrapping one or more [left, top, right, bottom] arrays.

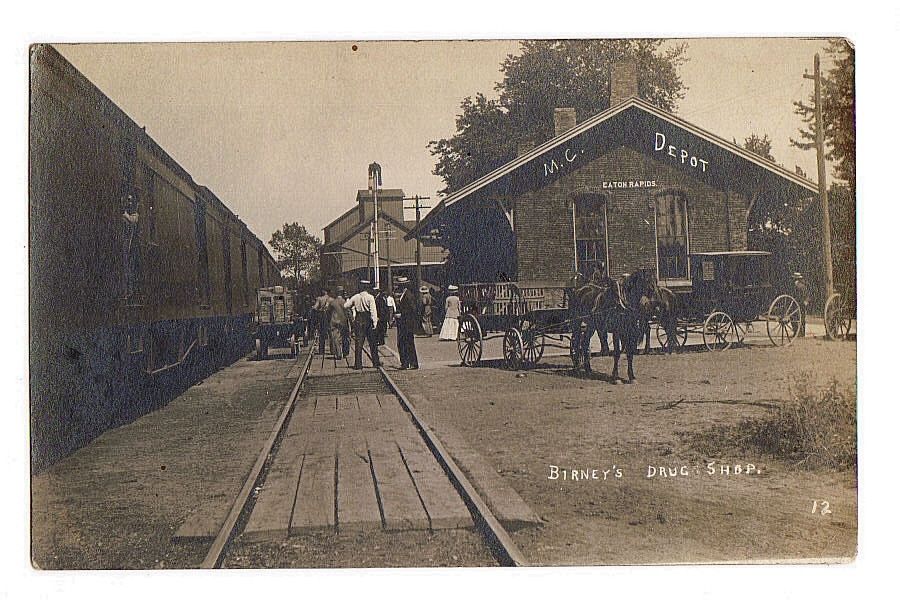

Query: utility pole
[[368, 163, 383, 290], [383, 223, 396, 293], [366, 224, 373, 283], [404, 195, 431, 292], [804, 53, 834, 299]]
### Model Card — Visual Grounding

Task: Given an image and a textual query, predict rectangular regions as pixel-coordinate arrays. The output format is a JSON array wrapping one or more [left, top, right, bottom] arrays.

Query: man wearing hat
[[343, 279, 380, 369], [326, 287, 349, 360], [793, 272, 810, 337], [312, 288, 330, 355], [334, 285, 351, 357], [374, 285, 390, 346], [394, 276, 419, 369]]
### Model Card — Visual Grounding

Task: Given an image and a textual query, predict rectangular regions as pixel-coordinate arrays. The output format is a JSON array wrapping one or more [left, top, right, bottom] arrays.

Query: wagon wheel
[[824, 292, 852, 340], [503, 327, 524, 370], [520, 317, 545, 367], [655, 322, 688, 350], [702, 311, 738, 351], [457, 313, 483, 367], [766, 294, 801, 347]]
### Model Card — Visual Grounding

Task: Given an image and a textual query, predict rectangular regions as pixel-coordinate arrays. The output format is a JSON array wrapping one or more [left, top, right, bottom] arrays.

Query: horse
[[569, 271, 645, 383], [628, 269, 680, 354]]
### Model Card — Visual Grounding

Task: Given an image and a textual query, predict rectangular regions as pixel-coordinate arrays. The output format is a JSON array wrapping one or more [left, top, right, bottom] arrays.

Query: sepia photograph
[[28, 36, 858, 570]]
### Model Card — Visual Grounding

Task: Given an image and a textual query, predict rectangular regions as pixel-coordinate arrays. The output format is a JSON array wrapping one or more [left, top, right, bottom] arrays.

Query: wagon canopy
[[407, 97, 818, 240]]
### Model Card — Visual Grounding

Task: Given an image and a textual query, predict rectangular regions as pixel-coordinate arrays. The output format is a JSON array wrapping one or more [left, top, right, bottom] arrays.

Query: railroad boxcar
[[29, 45, 281, 470]]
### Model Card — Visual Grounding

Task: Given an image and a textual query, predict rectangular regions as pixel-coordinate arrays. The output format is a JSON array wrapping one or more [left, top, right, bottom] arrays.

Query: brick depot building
[[321, 188, 447, 291], [410, 66, 818, 290]]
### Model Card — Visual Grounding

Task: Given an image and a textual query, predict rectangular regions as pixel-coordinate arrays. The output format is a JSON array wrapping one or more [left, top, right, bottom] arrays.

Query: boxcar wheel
[[503, 327, 524, 370], [703, 311, 737, 351], [457, 314, 483, 367], [767, 294, 801, 347]]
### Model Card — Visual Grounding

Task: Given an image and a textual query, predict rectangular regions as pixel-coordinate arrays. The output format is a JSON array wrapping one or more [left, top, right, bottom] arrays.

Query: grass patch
[[688, 374, 857, 471]]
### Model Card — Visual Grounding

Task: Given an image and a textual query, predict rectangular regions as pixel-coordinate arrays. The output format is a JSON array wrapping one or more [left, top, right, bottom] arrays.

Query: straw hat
[[420, 286, 429, 293], [448, 284, 459, 292]]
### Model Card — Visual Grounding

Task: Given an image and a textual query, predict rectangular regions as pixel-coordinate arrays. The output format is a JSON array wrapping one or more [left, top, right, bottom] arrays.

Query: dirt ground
[[30, 331, 857, 569], [30, 350, 303, 569], [30, 346, 495, 569], [224, 530, 494, 568], [391, 335, 857, 565]]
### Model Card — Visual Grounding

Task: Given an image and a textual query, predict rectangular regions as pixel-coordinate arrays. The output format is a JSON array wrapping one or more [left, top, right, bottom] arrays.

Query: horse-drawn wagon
[[455, 250, 806, 377], [455, 282, 572, 369], [653, 251, 803, 352]]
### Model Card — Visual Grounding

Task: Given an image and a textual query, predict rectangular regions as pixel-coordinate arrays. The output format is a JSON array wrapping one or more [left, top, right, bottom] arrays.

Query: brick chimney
[[609, 59, 639, 106], [516, 139, 535, 156], [553, 107, 577, 137]]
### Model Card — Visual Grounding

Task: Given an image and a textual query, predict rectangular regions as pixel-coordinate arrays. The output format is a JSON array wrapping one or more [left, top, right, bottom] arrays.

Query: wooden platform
[[242, 365, 472, 541]]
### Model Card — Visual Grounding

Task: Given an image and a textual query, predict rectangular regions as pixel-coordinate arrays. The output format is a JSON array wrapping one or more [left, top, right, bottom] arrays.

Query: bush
[[689, 374, 857, 471]]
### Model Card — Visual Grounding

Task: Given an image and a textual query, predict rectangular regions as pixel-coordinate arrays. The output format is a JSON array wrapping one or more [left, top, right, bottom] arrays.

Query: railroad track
[[200, 344, 528, 568]]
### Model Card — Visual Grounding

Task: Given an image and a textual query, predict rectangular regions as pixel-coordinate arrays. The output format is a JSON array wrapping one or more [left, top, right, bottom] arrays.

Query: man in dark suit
[[374, 286, 389, 346], [394, 277, 419, 370]]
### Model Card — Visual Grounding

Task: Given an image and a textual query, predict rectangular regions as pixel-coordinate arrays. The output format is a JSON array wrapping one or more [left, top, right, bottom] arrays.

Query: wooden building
[[410, 64, 818, 290], [321, 188, 447, 290]]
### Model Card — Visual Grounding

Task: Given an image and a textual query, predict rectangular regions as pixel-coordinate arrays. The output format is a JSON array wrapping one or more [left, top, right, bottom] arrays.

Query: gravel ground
[[391, 336, 857, 565]]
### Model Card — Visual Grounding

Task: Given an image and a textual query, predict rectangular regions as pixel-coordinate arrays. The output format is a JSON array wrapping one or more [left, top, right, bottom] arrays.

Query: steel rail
[[200, 347, 314, 568], [378, 366, 530, 567]]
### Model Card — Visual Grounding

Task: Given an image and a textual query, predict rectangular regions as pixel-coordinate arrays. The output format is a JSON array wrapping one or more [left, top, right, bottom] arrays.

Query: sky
[[55, 38, 838, 250]]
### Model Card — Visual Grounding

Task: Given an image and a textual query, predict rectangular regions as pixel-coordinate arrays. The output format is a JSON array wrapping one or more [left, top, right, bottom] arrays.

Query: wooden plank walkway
[[241, 368, 472, 541]]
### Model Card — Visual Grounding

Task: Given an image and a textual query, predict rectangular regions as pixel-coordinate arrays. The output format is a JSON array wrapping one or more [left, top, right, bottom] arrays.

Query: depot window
[[655, 191, 689, 281], [573, 194, 609, 280]]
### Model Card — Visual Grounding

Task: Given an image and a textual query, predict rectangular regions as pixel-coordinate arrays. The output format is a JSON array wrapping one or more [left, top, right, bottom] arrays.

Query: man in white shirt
[[344, 280, 380, 369]]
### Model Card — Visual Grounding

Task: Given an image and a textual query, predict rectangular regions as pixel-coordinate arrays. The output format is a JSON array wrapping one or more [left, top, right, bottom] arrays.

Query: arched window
[[573, 194, 608, 280], [655, 191, 689, 281]]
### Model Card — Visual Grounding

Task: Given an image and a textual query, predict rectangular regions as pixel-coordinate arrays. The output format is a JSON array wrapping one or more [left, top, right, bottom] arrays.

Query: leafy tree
[[791, 40, 856, 306], [741, 133, 775, 162], [269, 222, 322, 286], [791, 39, 856, 186], [429, 39, 689, 194]]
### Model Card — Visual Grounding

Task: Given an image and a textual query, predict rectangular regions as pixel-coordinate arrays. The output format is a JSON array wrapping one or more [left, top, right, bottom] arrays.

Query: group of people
[[303, 276, 456, 370]]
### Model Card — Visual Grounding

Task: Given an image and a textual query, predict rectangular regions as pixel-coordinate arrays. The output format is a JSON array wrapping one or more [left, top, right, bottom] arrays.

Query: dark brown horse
[[629, 269, 680, 354], [570, 272, 644, 383]]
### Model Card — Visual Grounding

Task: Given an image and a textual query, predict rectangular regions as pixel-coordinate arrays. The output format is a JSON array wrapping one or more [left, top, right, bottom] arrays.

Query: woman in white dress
[[439, 285, 461, 341]]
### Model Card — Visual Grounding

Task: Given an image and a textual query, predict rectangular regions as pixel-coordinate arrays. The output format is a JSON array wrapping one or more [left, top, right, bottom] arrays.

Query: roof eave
[[407, 97, 819, 240]]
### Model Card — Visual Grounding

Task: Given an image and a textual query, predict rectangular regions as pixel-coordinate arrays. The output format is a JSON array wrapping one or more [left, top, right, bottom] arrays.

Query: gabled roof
[[323, 189, 406, 231], [324, 209, 413, 248], [407, 97, 819, 239]]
